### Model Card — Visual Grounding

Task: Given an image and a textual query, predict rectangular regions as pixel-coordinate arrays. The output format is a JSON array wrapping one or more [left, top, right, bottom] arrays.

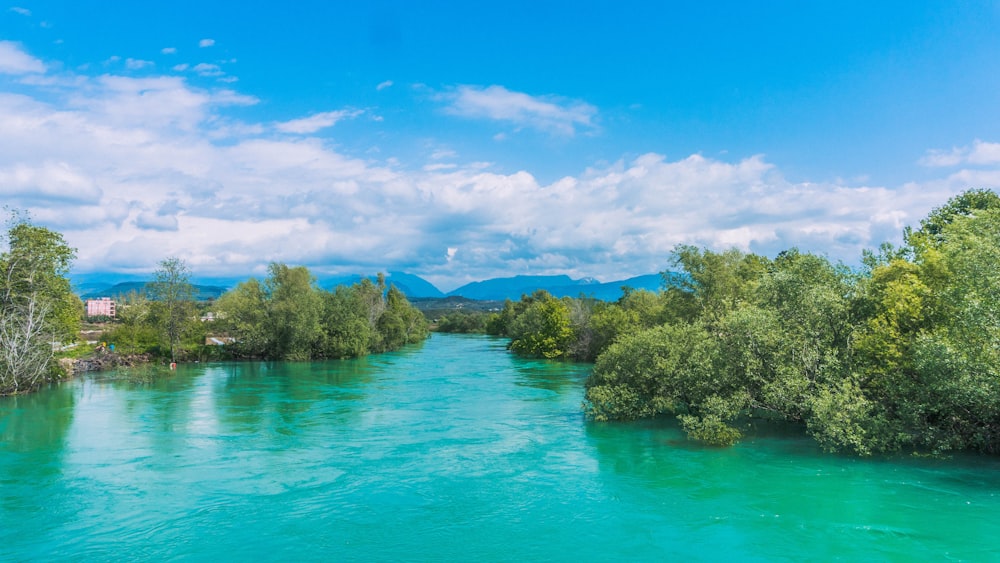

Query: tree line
[[105, 262, 429, 362], [213, 266, 428, 360], [488, 189, 1000, 456], [0, 215, 429, 395]]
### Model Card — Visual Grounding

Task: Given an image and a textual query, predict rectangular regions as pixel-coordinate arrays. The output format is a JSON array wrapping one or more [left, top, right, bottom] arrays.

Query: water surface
[[2, 334, 998, 561]]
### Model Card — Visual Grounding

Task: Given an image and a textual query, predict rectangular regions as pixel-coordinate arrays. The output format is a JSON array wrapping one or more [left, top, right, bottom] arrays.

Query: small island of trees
[[484, 189, 1000, 456]]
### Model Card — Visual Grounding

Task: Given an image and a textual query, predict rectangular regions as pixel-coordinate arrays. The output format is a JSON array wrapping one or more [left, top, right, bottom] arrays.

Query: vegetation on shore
[[104, 262, 429, 362], [214, 266, 428, 360], [490, 189, 1000, 456], [0, 216, 81, 395], [1, 217, 429, 395]]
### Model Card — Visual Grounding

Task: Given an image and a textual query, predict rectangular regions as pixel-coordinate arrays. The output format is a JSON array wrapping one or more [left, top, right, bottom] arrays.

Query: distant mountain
[[447, 275, 579, 301], [80, 282, 228, 302], [542, 274, 665, 300], [446, 273, 679, 302], [315, 271, 444, 298], [70, 273, 145, 294]]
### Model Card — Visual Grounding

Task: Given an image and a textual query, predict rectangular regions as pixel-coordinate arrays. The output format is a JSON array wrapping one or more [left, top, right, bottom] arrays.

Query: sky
[[1, 1, 999, 291]]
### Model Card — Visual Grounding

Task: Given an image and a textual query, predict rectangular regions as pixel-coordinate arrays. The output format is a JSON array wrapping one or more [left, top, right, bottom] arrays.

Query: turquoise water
[[2, 333, 999, 561]]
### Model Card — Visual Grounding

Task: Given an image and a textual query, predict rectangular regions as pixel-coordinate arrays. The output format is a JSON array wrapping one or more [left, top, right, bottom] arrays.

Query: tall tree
[[264, 263, 322, 361], [215, 278, 270, 358], [148, 257, 195, 363], [0, 216, 78, 395]]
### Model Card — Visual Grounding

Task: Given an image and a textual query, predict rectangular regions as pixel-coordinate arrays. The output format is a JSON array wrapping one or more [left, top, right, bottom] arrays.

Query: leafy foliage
[[0, 217, 79, 395], [216, 265, 429, 360], [478, 189, 1000, 455], [147, 257, 197, 362]]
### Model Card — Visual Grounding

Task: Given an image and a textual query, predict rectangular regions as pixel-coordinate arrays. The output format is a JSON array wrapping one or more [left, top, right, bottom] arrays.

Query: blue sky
[[2, 1, 999, 290]]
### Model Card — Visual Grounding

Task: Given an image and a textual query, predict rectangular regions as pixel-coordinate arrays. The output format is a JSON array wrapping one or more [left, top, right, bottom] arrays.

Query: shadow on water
[[0, 383, 78, 551], [582, 410, 1000, 560], [205, 358, 380, 433], [512, 359, 591, 394], [0, 383, 76, 456]]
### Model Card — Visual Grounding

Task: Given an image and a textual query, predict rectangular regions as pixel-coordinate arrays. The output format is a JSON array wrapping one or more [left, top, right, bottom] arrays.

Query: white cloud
[[274, 109, 363, 134], [199, 39, 215, 48], [9, 6, 30, 16], [0, 41, 45, 74], [430, 149, 456, 160], [135, 210, 179, 231], [125, 58, 154, 70], [376, 80, 393, 91], [192, 63, 223, 76], [161, 47, 177, 55], [443, 85, 598, 136], [921, 139, 1000, 167], [172, 63, 189, 72], [0, 48, 995, 289], [0, 162, 102, 203], [423, 163, 457, 171]]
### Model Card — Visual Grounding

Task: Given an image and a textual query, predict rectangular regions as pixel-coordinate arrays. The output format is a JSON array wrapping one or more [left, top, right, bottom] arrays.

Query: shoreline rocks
[[72, 350, 152, 375]]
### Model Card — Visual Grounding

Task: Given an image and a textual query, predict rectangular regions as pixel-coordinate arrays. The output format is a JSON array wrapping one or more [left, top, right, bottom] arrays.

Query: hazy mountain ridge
[[80, 282, 229, 302], [73, 270, 677, 302], [445, 273, 678, 301]]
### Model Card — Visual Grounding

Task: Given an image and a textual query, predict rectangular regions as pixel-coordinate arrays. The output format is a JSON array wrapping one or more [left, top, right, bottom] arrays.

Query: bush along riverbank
[[495, 189, 1000, 456]]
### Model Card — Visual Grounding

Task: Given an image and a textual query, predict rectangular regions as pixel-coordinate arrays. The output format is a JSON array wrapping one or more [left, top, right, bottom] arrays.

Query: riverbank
[[59, 348, 152, 377]]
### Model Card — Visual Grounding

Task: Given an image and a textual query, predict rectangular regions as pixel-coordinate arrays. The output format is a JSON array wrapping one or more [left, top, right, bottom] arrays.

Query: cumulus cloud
[[0, 49, 995, 288], [125, 58, 154, 70], [161, 47, 177, 55], [199, 38, 215, 48], [135, 210, 179, 231], [921, 139, 1000, 167], [442, 85, 598, 136], [274, 109, 363, 134], [0, 41, 45, 74], [376, 80, 393, 91], [0, 162, 102, 203], [191, 63, 223, 76], [9, 6, 30, 16]]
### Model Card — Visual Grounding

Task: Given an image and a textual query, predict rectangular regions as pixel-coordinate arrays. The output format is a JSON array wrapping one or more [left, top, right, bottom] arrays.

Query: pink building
[[86, 297, 116, 319]]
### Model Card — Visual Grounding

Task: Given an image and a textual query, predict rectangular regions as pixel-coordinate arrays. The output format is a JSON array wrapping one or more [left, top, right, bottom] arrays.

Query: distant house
[[86, 297, 116, 319]]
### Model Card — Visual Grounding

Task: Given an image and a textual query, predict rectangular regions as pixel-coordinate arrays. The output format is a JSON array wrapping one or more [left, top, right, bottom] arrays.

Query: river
[[2, 333, 999, 561]]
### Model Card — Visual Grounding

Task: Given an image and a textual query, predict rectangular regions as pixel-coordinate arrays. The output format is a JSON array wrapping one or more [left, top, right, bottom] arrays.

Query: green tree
[[102, 290, 159, 354], [319, 284, 372, 358], [215, 278, 270, 358], [148, 257, 196, 362], [264, 263, 323, 361], [908, 187, 1000, 244], [666, 245, 771, 324], [0, 217, 78, 395], [508, 292, 573, 358], [436, 311, 489, 333], [379, 284, 429, 350], [853, 193, 1000, 454]]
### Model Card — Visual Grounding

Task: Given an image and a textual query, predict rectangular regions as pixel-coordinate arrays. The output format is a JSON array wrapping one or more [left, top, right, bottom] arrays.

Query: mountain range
[[73, 271, 677, 302]]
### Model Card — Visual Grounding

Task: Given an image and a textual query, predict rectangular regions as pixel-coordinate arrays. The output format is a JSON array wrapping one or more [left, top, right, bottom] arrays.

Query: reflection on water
[[1, 382, 76, 453], [1, 334, 999, 561]]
